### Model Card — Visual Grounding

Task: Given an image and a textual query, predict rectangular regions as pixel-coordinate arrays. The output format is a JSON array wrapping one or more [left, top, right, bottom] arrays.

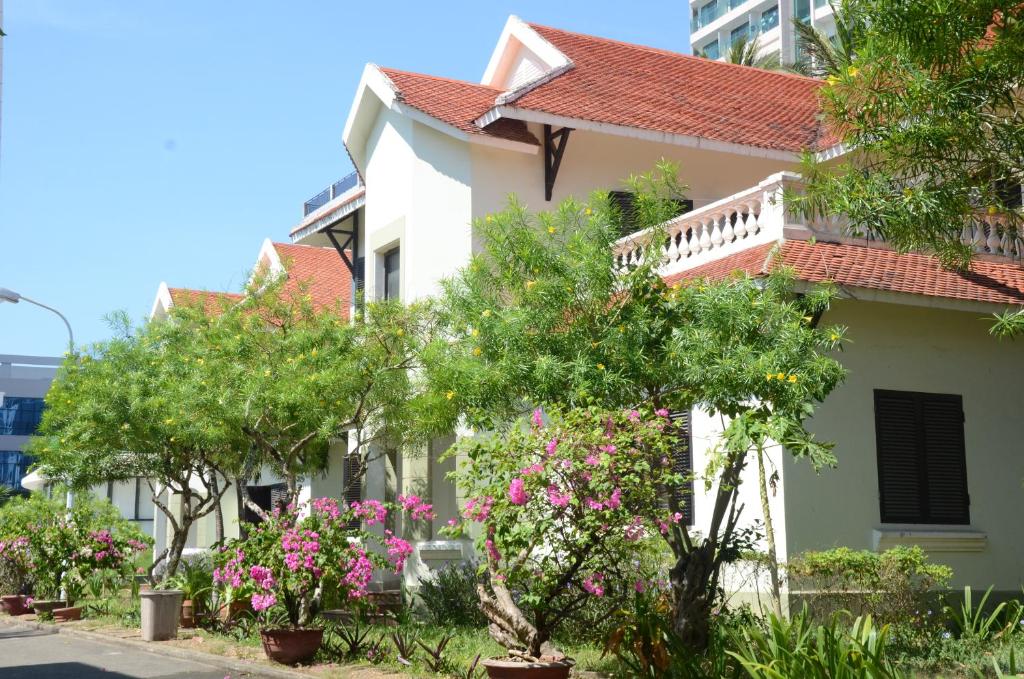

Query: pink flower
[[585, 454, 600, 466], [251, 593, 277, 611], [508, 478, 528, 505], [312, 497, 341, 519], [520, 462, 545, 476], [655, 408, 670, 418], [625, 517, 645, 541], [658, 520, 670, 535], [585, 497, 603, 511], [582, 572, 605, 597], [545, 438, 558, 456], [463, 496, 494, 522], [606, 488, 622, 510], [343, 547, 374, 598], [350, 499, 388, 526], [485, 538, 501, 563], [634, 580, 646, 593], [447, 518, 458, 527], [532, 408, 544, 428], [547, 485, 570, 508], [384, 531, 414, 573], [399, 494, 435, 521], [599, 444, 617, 454], [627, 409, 641, 422]]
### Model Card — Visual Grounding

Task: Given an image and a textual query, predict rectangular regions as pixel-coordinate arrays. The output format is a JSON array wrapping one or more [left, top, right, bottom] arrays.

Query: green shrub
[[787, 546, 951, 631], [415, 561, 487, 629], [730, 610, 906, 679]]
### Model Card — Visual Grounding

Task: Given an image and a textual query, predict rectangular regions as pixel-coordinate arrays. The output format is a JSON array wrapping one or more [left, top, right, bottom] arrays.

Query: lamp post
[[0, 286, 75, 511], [0, 287, 74, 352]]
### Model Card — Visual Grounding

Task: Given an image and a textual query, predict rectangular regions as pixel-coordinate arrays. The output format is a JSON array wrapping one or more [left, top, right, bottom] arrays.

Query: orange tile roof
[[514, 24, 837, 153], [665, 241, 1024, 306], [167, 288, 243, 315], [380, 68, 540, 146], [271, 242, 352, 316]]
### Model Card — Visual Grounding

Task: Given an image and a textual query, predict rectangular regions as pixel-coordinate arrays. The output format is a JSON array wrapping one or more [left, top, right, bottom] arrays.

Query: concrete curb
[[0, 616, 314, 679]]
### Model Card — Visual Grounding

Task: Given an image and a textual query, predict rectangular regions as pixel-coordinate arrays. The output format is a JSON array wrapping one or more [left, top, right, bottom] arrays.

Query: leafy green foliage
[[945, 586, 1020, 642], [788, 546, 951, 632], [796, 0, 1024, 268], [415, 562, 487, 629]]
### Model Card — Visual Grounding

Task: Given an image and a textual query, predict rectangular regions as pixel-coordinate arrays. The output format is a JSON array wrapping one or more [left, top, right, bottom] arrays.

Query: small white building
[[150, 16, 1024, 602]]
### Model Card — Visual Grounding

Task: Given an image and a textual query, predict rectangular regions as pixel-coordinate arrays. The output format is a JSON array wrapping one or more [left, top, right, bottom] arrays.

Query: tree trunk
[[163, 516, 192, 580], [477, 576, 562, 660], [757, 447, 783, 619], [211, 474, 225, 544], [670, 543, 715, 651], [235, 482, 249, 539]]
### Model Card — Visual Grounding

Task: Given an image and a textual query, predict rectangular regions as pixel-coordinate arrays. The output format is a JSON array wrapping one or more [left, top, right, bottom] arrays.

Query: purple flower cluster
[[398, 494, 435, 521], [349, 499, 387, 526], [213, 548, 246, 589], [383, 531, 414, 573]]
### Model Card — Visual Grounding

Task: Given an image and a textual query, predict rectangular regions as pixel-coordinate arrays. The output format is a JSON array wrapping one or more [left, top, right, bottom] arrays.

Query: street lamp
[[0, 287, 76, 519], [0, 287, 75, 351]]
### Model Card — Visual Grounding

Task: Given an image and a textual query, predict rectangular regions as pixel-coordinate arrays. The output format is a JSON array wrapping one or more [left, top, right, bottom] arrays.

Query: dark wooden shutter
[[874, 390, 969, 525], [343, 454, 362, 529], [669, 410, 695, 526]]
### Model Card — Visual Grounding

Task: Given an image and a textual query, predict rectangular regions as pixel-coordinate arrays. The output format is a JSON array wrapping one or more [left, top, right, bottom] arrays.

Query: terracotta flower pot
[[259, 628, 324, 665], [30, 600, 68, 617], [482, 658, 573, 679], [180, 599, 197, 628], [53, 606, 83, 622], [1, 595, 28, 616], [220, 599, 252, 623]]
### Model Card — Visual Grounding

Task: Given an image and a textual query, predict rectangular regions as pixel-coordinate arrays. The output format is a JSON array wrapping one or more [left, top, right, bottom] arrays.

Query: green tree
[[155, 268, 437, 521], [796, 0, 1024, 268], [29, 320, 233, 580], [790, 0, 865, 78], [426, 163, 846, 650], [727, 34, 782, 70]]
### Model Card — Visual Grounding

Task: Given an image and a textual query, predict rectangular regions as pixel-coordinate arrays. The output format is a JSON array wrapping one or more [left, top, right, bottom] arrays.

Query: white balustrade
[[613, 171, 1023, 274]]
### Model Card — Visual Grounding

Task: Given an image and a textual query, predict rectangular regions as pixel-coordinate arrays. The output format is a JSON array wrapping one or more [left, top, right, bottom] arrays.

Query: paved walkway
[[0, 622, 266, 678]]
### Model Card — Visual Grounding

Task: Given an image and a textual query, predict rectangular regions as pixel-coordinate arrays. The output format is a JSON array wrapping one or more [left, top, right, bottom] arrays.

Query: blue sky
[[0, 1, 690, 357]]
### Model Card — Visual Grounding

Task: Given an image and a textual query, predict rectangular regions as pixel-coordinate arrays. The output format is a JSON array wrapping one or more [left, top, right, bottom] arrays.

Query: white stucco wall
[[783, 299, 1024, 592]]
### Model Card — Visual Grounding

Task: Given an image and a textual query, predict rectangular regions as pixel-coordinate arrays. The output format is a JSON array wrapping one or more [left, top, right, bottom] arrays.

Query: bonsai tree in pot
[[447, 406, 681, 676], [224, 496, 429, 665]]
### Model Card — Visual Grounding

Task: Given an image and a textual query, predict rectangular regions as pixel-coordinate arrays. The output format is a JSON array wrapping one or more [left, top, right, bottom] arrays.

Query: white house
[[152, 16, 1024, 602]]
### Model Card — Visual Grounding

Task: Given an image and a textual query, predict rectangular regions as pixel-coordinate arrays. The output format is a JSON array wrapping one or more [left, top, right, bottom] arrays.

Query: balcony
[[303, 171, 361, 217], [614, 172, 1024, 276]]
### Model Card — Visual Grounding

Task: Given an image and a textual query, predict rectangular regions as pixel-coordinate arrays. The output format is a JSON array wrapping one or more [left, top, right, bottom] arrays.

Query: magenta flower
[[485, 538, 502, 563], [251, 593, 277, 611], [384, 531, 414, 573], [547, 485, 571, 508], [350, 499, 388, 526], [606, 488, 622, 510], [585, 454, 600, 466], [545, 438, 558, 456], [655, 408, 670, 418], [520, 462, 545, 476], [585, 497, 603, 511], [508, 478, 529, 505], [627, 409, 641, 421], [532, 408, 544, 428], [582, 572, 605, 597]]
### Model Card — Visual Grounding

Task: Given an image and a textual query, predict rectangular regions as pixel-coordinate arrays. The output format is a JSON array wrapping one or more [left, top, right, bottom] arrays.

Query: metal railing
[[303, 172, 361, 216]]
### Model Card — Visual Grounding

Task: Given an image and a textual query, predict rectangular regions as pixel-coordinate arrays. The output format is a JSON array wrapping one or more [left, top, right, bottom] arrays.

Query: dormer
[[480, 15, 573, 92]]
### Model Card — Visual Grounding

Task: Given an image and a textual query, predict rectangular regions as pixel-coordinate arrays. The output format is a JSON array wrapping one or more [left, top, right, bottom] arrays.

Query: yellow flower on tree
[[472, 347, 482, 356], [482, 309, 492, 318], [525, 280, 536, 290], [788, 375, 798, 383], [776, 372, 786, 380], [547, 226, 556, 234], [597, 363, 605, 371], [446, 391, 455, 400]]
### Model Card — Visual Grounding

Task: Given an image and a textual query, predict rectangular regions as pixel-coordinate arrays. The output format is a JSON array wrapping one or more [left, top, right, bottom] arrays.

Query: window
[[699, 0, 720, 28], [0, 396, 44, 436], [794, 0, 811, 22], [343, 454, 362, 529], [0, 451, 32, 490], [730, 23, 751, 46], [106, 478, 155, 522], [728, 0, 745, 9], [874, 390, 970, 525], [761, 5, 780, 30], [701, 39, 720, 59], [995, 179, 1023, 209], [815, 0, 828, 6], [609, 191, 693, 237], [244, 483, 288, 524], [383, 248, 400, 300], [669, 411, 695, 526]]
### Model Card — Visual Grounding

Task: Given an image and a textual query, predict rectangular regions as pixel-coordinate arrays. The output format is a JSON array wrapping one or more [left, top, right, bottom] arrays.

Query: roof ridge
[[526, 21, 826, 85], [272, 241, 336, 251], [378, 66, 506, 92]]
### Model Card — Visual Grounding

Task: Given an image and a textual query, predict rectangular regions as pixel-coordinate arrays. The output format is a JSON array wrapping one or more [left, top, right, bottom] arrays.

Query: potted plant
[[212, 547, 254, 623], [447, 407, 678, 678], [0, 537, 33, 615], [165, 558, 213, 628], [225, 496, 430, 665]]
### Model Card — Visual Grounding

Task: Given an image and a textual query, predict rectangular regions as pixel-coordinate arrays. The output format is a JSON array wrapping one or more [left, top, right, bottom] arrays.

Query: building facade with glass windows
[[690, 0, 835, 64], [0, 354, 59, 492]]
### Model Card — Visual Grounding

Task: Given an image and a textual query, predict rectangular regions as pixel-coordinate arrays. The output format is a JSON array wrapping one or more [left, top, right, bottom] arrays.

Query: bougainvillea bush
[[215, 496, 432, 628], [0, 537, 33, 595], [446, 406, 684, 660]]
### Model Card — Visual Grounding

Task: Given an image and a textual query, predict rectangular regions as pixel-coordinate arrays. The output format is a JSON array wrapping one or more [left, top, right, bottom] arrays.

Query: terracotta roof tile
[[271, 242, 353, 316], [511, 24, 837, 153], [380, 68, 539, 146], [167, 288, 243, 315], [665, 241, 1024, 306]]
